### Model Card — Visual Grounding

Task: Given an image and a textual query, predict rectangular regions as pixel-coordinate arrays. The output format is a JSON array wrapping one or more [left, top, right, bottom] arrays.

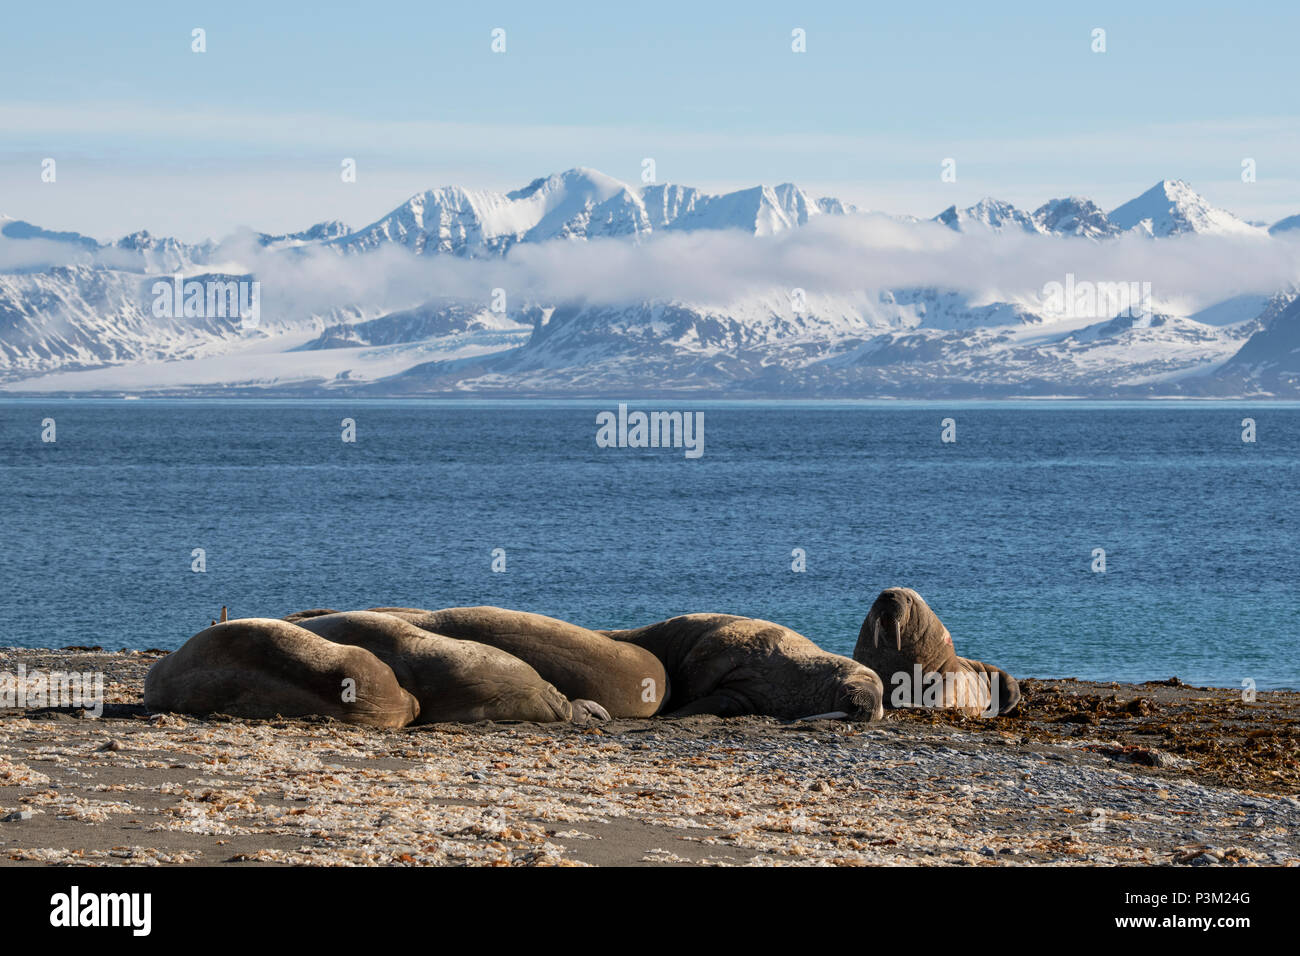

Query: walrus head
[[832, 671, 885, 722], [854, 588, 1022, 716], [855, 587, 956, 675], [870, 589, 908, 651]]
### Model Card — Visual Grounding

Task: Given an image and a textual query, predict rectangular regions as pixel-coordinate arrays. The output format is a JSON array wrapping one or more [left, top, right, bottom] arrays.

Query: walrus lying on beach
[[293, 611, 584, 723], [143, 618, 419, 728], [370, 606, 667, 718], [853, 588, 1020, 717], [283, 609, 338, 623], [148, 613, 605, 726], [600, 614, 885, 721]]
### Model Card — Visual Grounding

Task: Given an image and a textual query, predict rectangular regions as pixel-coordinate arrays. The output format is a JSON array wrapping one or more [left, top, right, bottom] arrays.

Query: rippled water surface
[[1, 400, 1295, 688]]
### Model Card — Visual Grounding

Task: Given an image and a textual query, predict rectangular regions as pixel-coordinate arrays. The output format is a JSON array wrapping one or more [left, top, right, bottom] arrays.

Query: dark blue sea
[[1, 400, 1296, 689]]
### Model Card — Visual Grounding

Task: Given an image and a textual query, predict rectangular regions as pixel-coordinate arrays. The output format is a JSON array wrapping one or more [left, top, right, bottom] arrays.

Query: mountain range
[[3, 169, 1300, 398]]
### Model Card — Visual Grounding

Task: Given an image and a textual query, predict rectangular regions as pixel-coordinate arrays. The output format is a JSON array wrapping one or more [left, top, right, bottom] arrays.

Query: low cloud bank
[[5, 214, 1300, 322]]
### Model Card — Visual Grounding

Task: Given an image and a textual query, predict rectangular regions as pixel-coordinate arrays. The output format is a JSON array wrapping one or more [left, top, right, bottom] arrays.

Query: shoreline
[[4, 396, 1300, 405], [5, 643, 1292, 696], [2, 647, 1297, 867]]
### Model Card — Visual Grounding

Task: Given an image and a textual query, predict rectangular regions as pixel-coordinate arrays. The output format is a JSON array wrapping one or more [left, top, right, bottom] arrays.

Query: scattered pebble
[[0, 648, 1297, 866]]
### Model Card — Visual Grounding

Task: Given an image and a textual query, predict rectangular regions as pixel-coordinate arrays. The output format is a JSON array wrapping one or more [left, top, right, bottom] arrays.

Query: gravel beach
[[1, 647, 1296, 867]]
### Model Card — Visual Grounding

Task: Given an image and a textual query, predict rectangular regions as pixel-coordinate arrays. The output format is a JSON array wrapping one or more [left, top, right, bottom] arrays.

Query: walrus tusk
[[220, 606, 228, 623], [795, 711, 849, 721], [873, 619, 881, 649], [892, 620, 901, 651]]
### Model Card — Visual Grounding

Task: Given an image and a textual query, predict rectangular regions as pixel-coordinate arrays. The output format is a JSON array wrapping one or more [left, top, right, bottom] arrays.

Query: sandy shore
[[1, 647, 1297, 866]]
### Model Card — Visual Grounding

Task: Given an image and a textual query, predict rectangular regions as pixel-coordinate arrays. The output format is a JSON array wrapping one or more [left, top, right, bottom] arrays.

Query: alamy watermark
[[1, 664, 104, 717], [596, 403, 704, 458], [1041, 273, 1152, 322], [152, 274, 261, 329], [50, 885, 151, 936], [888, 665, 1002, 717]]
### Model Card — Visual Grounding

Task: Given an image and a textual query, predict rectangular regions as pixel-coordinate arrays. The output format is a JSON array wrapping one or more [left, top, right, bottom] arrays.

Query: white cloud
[[7, 210, 1300, 325]]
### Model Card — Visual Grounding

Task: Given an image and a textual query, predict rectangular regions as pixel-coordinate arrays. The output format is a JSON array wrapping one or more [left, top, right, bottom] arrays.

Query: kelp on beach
[[895, 678, 1300, 796]]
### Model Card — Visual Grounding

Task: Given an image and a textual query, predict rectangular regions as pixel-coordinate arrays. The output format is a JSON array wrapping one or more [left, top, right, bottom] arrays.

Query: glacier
[[3, 169, 1300, 398]]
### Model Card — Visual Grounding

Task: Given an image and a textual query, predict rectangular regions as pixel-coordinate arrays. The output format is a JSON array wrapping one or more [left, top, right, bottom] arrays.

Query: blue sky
[[3, 0, 1298, 240]]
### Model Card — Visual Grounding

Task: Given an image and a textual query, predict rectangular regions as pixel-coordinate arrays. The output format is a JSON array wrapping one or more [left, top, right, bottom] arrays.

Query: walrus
[[600, 614, 885, 721], [283, 608, 338, 623], [853, 587, 1020, 717], [143, 618, 419, 728], [368, 606, 667, 718], [292, 611, 580, 723]]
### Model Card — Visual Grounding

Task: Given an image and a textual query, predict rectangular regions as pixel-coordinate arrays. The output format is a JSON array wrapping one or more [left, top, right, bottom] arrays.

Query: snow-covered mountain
[[935, 198, 1041, 235], [1269, 214, 1300, 236], [331, 169, 649, 256], [935, 182, 1263, 240], [331, 168, 854, 256], [3, 170, 1299, 397], [109, 230, 217, 273], [1108, 179, 1261, 238], [371, 292, 1265, 398], [1205, 292, 1300, 394], [1, 217, 100, 251], [0, 266, 253, 375], [257, 220, 351, 249], [1031, 197, 1122, 239], [0, 216, 216, 273]]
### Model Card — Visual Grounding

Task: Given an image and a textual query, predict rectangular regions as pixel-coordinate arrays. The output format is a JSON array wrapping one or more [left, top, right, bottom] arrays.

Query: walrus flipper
[[959, 658, 1020, 715], [570, 699, 611, 721]]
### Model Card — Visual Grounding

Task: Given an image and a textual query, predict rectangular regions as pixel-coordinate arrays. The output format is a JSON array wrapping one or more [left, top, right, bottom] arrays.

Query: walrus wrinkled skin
[[601, 614, 884, 721], [854, 588, 1020, 717], [370, 606, 667, 718], [143, 618, 419, 728], [293, 611, 574, 723]]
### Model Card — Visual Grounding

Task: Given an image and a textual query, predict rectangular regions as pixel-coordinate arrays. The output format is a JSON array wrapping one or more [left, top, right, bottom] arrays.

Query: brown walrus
[[853, 587, 1020, 717], [143, 618, 419, 728], [283, 609, 338, 623], [292, 611, 578, 723], [600, 614, 884, 721], [369, 606, 667, 718]]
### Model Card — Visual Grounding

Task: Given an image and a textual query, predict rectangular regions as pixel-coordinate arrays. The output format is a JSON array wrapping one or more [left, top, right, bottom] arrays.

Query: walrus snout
[[869, 590, 911, 651], [836, 673, 885, 722]]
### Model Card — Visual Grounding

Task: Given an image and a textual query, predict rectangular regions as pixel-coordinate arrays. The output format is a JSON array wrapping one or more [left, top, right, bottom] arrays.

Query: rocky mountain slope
[[3, 171, 1299, 397]]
